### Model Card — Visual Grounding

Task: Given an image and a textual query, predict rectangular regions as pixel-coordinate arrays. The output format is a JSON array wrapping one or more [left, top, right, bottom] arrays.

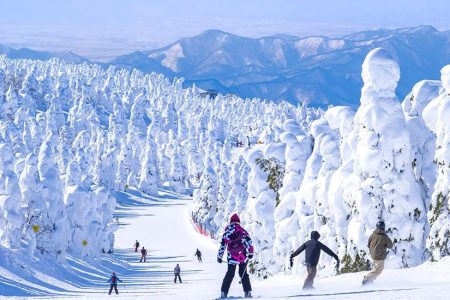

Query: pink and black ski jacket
[[217, 223, 254, 265]]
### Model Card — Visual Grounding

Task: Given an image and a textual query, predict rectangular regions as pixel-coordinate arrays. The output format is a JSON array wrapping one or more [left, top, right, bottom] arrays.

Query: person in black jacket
[[195, 248, 202, 262], [174, 264, 182, 283], [140, 247, 147, 262], [290, 231, 339, 290]]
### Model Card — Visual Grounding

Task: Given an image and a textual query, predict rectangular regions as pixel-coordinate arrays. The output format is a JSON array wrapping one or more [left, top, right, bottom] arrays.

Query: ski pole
[[121, 282, 128, 294]]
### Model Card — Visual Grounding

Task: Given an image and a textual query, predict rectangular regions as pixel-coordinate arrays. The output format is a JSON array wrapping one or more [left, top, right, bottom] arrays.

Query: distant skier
[[290, 231, 339, 290], [134, 240, 140, 252], [195, 248, 203, 262], [362, 221, 393, 285], [107, 272, 122, 295], [140, 247, 147, 262], [217, 213, 254, 299], [174, 264, 182, 283]]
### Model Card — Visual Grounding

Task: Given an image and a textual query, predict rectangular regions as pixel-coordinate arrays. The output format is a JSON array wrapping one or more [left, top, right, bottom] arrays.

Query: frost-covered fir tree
[[19, 153, 43, 256], [187, 141, 204, 184], [19, 68, 39, 115], [243, 149, 284, 278], [138, 126, 160, 195], [308, 118, 341, 273], [236, 157, 251, 213], [38, 140, 67, 260], [273, 120, 312, 271], [213, 163, 230, 230], [0, 143, 24, 249], [423, 65, 450, 260], [94, 187, 117, 254], [192, 161, 218, 232], [115, 142, 133, 190], [156, 132, 171, 183], [223, 156, 249, 226], [64, 160, 91, 255], [2, 86, 19, 121], [169, 143, 187, 194], [0, 55, 328, 269], [402, 80, 440, 245], [342, 48, 425, 270], [325, 106, 356, 271]]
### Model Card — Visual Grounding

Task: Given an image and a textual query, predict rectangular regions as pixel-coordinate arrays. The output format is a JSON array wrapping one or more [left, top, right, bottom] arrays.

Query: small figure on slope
[[174, 264, 182, 283], [290, 231, 339, 290], [107, 272, 123, 295], [140, 247, 147, 262], [134, 240, 139, 252], [195, 248, 203, 262], [217, 214, 254, 299], [362, 221, 393, 285]]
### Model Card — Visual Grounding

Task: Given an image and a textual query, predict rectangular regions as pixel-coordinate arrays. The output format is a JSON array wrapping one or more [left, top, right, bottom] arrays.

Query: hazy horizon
[[1, 0, 449, 61]]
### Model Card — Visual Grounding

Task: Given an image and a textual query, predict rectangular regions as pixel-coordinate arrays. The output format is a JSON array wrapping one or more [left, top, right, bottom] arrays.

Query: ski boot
[[362, 277, 371, 286], [245, 291, 252, 298]]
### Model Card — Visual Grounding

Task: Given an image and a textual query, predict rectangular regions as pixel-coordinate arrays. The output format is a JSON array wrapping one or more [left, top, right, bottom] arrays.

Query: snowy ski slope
[[1, 187, 448, 299]]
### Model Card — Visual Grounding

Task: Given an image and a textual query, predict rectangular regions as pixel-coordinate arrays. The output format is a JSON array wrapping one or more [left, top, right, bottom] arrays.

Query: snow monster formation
[[192, 48, 442, 278], [423, 65, 450, 260], [2, 45, 450, 280], [338, 48, 426, 270]]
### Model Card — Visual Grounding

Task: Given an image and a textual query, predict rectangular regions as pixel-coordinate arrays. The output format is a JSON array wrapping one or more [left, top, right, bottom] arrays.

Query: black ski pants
[[108, 284, 118, 295], [174, 274, 182, 283], [221, 262, 251, 294]]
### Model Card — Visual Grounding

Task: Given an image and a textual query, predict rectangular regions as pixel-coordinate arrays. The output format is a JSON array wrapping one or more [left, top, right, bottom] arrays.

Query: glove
[[289, 257, 294, 268], [217, 257, 222, 264], [247, 253, 253, 260]]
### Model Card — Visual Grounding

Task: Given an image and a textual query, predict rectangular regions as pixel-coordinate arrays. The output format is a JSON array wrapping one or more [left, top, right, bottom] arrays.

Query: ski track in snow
[[1, 188, 450, 299]]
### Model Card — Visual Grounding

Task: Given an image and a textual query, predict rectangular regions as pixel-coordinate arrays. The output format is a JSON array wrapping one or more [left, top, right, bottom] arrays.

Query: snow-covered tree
[[341, 48, 425, 270], [138, 127, 160, 195], [38, 140, 67, 260], [193, 162, 218, 232], [169, 143, 187, 193], [64, 160, 91, 255], [0, 143, 24, 249], [273, 121, 312, 271], [423, 65, 450, 260], [244, 149, 284, 278], [19, 153, 43, 256], [213, 163, 230, 230]]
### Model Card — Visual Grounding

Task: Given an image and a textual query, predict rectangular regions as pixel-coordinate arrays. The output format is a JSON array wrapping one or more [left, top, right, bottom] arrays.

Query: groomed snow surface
[[1, 187, 449, 300]]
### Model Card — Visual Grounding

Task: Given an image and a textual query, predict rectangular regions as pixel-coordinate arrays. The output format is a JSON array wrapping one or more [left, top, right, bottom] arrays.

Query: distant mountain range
[[2, 25, 450, 107], [0, 45, 88, 64]]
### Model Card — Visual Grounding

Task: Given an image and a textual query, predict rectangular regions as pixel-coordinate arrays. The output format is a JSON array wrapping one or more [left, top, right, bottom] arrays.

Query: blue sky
[[0, 0, 448, 59]]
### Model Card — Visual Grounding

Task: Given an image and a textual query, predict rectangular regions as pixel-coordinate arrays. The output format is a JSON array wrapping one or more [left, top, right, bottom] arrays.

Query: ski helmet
[[376, 221, 385, 230]]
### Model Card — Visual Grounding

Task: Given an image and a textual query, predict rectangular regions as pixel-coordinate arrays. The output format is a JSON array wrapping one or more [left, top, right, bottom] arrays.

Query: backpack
[[227, 225, 248, 262]]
